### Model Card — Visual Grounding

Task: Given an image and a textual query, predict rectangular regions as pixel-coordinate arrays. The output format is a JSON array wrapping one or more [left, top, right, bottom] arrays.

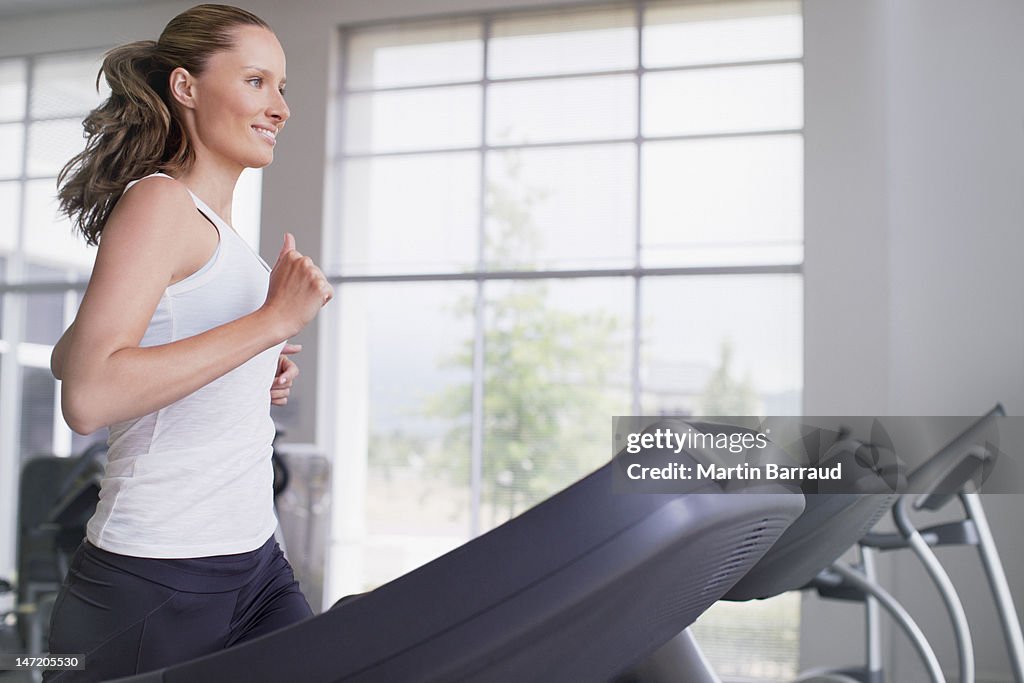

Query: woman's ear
[[168, 67, 197, 110]]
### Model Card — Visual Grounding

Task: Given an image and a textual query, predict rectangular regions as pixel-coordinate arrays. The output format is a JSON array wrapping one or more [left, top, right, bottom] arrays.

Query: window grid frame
[[332, 0, 805, 539]]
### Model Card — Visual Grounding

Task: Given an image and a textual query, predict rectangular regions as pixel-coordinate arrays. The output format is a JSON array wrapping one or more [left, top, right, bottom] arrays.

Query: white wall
[[803, 1, 1024, 681], [2, 0, 1022, 680]]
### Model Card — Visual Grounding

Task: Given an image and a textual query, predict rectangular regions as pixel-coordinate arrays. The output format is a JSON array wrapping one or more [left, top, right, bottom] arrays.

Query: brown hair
[[57, 4, 270, 246]]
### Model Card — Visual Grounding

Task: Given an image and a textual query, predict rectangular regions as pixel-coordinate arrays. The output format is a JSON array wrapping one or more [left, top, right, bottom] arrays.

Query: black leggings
[[43, 536, 312, 682]]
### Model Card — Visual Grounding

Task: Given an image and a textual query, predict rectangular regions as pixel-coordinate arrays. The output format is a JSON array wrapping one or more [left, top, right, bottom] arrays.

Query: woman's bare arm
[[51, 321, 74, 381], [59, 176, 331, 434]]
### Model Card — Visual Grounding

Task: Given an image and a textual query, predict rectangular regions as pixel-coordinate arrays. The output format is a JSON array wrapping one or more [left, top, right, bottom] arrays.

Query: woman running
[[44, 4, 331, 680]]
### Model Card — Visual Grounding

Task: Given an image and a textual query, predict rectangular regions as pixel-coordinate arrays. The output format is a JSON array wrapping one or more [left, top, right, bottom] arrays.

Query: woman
[[43, 5, 331, 680]]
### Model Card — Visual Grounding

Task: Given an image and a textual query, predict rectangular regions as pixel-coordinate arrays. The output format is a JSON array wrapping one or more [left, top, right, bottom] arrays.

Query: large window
[[327, 4, 803, 675]]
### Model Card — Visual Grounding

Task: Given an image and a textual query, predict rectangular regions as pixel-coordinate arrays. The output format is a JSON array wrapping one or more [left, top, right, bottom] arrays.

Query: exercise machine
[[110, 434, 804, 682], [619, 421, 902, 683], [630, 407, 1022, 683]]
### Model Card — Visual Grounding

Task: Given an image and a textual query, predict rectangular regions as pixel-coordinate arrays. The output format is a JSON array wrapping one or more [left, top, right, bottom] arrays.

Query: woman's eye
[[248, 77, 262, 87]]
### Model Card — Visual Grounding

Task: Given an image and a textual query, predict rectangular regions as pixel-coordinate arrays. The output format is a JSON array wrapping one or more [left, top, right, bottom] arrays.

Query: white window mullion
[[469, 16, 492, 539]]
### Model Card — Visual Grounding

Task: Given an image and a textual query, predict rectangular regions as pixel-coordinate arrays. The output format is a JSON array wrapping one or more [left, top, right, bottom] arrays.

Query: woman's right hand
[[263, 233, 334, 339]]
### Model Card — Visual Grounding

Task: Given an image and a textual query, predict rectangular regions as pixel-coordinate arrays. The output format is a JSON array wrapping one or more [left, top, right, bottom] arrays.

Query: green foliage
[[426, 280, 621, 523], [424, 150, 624, 525], [368, 429, 428, 482], [698, 339, 759, 416]]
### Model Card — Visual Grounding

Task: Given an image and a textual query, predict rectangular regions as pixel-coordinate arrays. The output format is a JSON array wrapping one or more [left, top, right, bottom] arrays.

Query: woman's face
[[175, 26, 290, 171]]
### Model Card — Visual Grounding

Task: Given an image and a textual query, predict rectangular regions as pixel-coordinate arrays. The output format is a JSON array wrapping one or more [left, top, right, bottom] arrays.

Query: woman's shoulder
[[121, 172, 193, 206], [93, 175, 206, 270], [107, 174, 196, 235], [123, 171, 179, 194]]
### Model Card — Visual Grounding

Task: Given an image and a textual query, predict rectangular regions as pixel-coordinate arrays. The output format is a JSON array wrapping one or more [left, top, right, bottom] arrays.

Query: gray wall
[[2, 0, 1022, 680], [803, 1, 1024, 681]]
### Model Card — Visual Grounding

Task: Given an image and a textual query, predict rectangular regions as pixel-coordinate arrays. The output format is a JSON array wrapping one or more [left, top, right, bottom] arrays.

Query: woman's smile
[[251, 124, 278, 145]]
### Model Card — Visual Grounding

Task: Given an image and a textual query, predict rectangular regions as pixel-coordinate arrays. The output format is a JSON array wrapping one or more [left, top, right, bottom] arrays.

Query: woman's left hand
[[271, 343, 302, 405]]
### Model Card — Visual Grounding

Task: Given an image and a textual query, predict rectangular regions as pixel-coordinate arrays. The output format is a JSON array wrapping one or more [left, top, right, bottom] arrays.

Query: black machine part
[[109, 441, 804, 683]]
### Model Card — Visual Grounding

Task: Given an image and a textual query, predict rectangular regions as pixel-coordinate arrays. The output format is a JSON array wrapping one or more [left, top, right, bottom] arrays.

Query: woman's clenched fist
[[261, 233, 333, 339]]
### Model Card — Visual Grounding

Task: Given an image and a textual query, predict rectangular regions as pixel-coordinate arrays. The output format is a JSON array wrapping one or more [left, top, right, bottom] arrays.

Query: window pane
[[0, 59, 27, 122], [642, 134, 802, 267], [489, 6, 637, 79], [644, 0, 802, 68], [27, 119, 84, 177], [347, 20, 483, 90], [641, 275, 802, 416], [694, 593, 801, 680], [643, 63, 803, 136], [232, 166, 263, 250], [0, 181, 19, 253], [0, 124, 24, 178], [345, 86, 481, 154], [23, 178, 95, 271], [485, 145, 635, 270], [24, 263, 65, 345], [487, 74, 636, 146], [335, 281, 476, 589], [338, 152, 479, 276], [30, 52, 108, 119], [0, 257, 6, 338], [480, 277, 633, 531], [21, 366, 56, 464]]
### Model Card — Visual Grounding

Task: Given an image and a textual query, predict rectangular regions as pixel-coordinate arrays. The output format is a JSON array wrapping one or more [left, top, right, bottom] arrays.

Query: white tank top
[[86, 172, 285, 558]]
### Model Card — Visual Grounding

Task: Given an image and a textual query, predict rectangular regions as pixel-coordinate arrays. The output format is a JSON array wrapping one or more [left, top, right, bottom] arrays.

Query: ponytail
[[58, 40, 179, 246], [57, 4, 270, 246]]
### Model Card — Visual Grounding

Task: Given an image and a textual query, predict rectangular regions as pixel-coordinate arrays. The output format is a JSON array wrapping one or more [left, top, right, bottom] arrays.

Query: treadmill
[[108, 423, 804, 683]]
